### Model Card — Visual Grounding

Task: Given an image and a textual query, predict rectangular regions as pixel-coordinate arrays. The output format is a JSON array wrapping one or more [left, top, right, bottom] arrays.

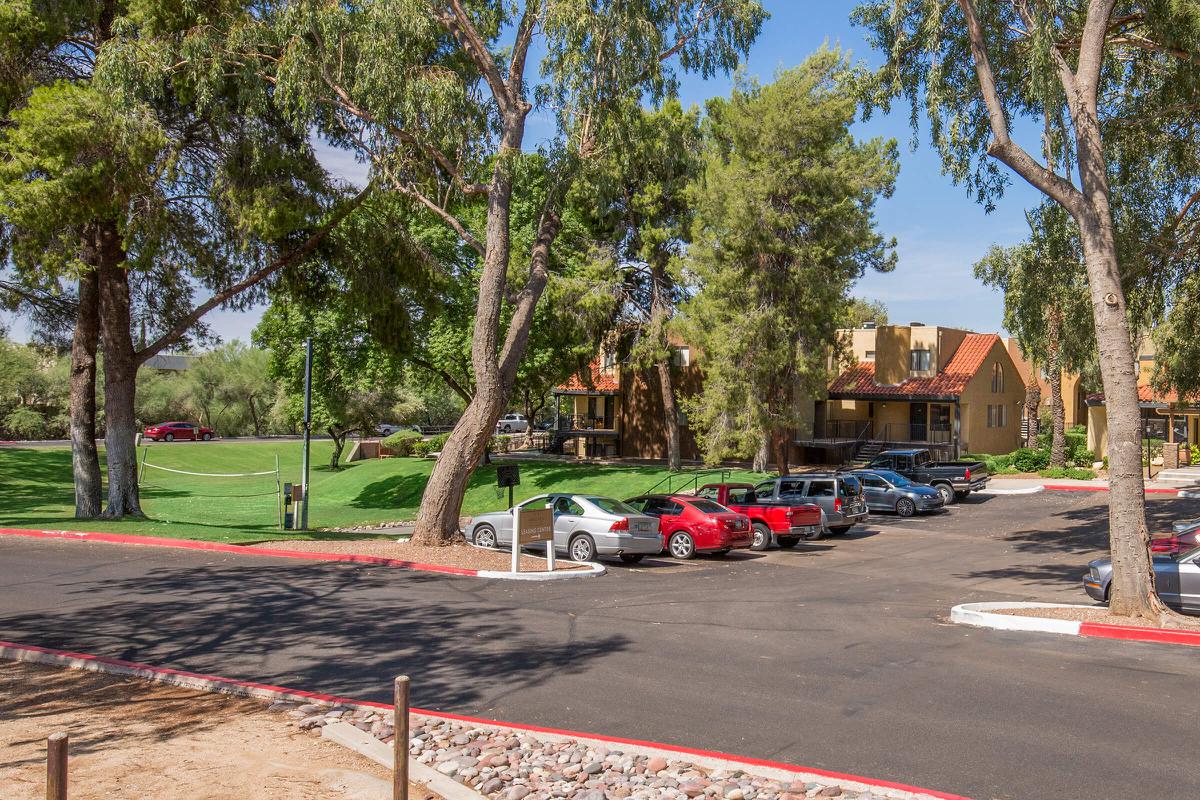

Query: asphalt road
[[2, 491, 1198, 800]]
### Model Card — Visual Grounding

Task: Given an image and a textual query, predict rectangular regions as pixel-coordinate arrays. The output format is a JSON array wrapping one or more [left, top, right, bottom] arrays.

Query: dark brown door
[[909, 403, 927, 442]]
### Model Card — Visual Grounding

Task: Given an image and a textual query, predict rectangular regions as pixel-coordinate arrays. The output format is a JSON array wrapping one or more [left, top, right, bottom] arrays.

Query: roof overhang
[[827, 392, 961, 403], [552, 388, 620, 396]]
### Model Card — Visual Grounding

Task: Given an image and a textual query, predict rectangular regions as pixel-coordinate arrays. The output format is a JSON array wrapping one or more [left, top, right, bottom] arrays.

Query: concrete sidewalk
[[981, 476, 1200, 496]]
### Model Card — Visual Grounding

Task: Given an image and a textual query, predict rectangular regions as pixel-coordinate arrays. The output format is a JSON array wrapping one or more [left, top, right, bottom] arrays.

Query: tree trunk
[[96, 228, 143, 519], [772, 428, 790, 476], [247, 397, 262, 437], [1046, 312, 1066, 468], [412, 107, 563, 544], [69, 266, 102, 518], [1023, 376, 1041, 449], [329, 428, 348, 469], [412, 390, 503, 544], [752, 437, 769, 472], [655, 359, 682, 471]]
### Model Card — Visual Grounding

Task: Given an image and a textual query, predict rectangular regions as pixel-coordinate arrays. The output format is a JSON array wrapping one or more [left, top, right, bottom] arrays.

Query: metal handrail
[[642, 468, 732, 497]]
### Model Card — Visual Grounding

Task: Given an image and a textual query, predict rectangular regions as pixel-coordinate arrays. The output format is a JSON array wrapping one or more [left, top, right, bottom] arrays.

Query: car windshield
[[586, 496, 642, 516], [874, 470, 911, 487], [686, 498, 730, 514], [1172, 545, 1200, 562]]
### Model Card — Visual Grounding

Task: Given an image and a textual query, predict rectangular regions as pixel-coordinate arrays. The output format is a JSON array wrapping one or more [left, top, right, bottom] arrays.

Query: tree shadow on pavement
[[0, 562, 629, 712]]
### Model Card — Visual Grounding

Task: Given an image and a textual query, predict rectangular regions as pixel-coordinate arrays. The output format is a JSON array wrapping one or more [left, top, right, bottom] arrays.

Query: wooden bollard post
[[394, 676, 410, 800], [47, 732, 67, 800]]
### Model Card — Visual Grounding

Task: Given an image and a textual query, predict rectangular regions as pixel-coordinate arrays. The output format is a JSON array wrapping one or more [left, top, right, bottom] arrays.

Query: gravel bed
[[265, 699, 932, 800], [246, 540, 586, 572]]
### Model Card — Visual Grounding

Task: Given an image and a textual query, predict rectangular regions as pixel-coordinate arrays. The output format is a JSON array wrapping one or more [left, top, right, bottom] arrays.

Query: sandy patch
[[0, 661, 437, 800], [246, 540, 588, 571]]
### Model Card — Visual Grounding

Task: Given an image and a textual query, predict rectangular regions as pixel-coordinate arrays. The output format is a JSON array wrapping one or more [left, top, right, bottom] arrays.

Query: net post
[[275, 454, 283, 530], [138, 447, 148, 486]]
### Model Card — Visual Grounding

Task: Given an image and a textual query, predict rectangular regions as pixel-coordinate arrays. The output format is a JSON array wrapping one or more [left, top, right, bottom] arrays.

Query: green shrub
[[1071, 448, 1096, 467], [427, 432, 451, 451], [1012, 447, 1050, 472], [410, 439, 433, 458], [1039, 466, 1097, 480], [382, 429, 422, 455]]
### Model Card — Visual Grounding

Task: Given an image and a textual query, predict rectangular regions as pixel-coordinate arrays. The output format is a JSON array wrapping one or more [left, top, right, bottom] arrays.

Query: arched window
[[991, 362, 1004, 393]]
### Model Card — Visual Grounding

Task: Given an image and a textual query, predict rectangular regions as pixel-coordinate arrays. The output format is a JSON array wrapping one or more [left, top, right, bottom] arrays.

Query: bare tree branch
[[136, 182, 375, 364]]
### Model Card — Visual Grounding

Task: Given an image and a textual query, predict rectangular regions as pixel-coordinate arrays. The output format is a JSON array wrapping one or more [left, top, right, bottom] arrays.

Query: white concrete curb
[[476, 560, 606, 580], [323, 722, 485, 800], [974, 486, 1045, 496], [950, 602, 1086, 636]]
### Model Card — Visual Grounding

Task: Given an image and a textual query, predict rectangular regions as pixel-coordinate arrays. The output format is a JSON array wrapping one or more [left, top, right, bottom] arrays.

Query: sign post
[[511, 504, 521, 574], [515, 506, 554, 574]]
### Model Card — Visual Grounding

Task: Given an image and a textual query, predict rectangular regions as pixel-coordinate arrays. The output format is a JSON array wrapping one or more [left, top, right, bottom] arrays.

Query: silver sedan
[[467, 494, 663, 563], [1083, 547, 1200, 614]]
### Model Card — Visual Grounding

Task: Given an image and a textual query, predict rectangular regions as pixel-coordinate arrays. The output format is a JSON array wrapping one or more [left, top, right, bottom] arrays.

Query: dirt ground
[[248, 539, 587, 571], [0, 661, 438, 800]]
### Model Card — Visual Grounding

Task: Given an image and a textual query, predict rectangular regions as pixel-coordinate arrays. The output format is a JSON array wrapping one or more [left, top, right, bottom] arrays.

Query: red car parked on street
[[143, 421, 214, 442], [624, 494, 752, 559]]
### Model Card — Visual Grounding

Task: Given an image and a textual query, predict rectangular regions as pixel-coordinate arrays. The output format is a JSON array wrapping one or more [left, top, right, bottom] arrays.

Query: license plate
[[635, 522, 649, 531]]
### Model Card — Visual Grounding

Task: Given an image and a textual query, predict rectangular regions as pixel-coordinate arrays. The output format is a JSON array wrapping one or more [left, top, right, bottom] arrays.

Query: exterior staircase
[[1154, 465, 1200, 484], [849, 440, 884, 469]]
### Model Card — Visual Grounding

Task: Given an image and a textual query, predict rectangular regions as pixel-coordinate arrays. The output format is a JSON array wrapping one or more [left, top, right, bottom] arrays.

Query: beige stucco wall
[[1087, 405, 1108, 454], [959, 340, 1026, 454], [874, 326, 911, 385]]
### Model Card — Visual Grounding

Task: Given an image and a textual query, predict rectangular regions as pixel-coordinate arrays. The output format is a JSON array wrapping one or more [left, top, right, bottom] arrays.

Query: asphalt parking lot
[[2, 490, 1198, 800]]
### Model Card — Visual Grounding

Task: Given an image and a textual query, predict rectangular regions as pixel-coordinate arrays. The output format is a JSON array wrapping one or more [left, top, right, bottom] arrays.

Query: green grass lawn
[[0, 441, 767, 544]]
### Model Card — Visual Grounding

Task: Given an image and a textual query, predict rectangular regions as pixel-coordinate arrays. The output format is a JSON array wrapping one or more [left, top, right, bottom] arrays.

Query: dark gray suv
[[753, 473, 868, 535]]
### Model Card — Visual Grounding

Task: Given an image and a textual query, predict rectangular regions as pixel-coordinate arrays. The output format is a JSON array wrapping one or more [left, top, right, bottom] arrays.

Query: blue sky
[[5, 2, 1045, 345]]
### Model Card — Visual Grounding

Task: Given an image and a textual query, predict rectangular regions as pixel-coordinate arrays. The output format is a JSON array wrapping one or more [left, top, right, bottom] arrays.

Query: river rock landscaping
[[267, 698, 940, 800]]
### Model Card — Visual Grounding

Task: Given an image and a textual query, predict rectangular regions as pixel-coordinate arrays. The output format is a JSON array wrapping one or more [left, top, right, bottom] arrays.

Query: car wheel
[[750, 522, 771, 551], [935, 483, 955, 506], [202, 432, 212, 441], [473, 525, 498, 549], [164, 433, 174, 442], [569, 534, 596, 562], [829, 526, 852, 536], [668, 531, 696, 559], [502, 424, 512, 433], [895, 497, 916, 518], [619, 554, 644, 564], [777, 536, 799, 549]]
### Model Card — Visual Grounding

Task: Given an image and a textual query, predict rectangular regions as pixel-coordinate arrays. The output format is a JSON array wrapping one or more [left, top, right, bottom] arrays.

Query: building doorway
[[910, 403, 928, 442]]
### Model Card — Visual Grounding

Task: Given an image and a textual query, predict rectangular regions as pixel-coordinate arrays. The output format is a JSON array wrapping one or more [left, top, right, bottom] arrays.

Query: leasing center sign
[[518, 507, 554, 544]]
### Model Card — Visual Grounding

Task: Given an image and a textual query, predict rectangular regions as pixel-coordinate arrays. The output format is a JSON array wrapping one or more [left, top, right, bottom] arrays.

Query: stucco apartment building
[[796, 323, 1027, 463]]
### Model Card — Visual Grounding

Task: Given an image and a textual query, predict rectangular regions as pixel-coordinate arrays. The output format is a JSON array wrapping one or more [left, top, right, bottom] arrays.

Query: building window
[[671, 346, 691, 367], [601, 350, 617, 369], [910, 349, 932, 371], [987, 404, 1008, 428], [991, 362, 1004, 393], [864, 350, 876, 361]]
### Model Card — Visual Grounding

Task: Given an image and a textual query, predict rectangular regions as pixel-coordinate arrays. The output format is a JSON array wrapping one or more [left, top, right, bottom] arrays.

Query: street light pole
[[301, 337, 313, 530]]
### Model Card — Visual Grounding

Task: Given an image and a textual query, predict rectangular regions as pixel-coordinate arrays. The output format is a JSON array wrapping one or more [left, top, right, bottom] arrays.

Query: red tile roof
[[556, 359, 619, 394], [828, 333, 1000, 399], [1089, 385, 1185, 405]]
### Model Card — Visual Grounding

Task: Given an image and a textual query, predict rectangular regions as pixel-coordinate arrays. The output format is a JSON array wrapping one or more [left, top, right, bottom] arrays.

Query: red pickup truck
[[697, 483, 823, 551]]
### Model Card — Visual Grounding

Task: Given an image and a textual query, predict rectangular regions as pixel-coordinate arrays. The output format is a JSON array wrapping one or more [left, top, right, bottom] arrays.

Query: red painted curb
[[0, 528, 477, 576], [1043, 484, 1179, 495], [0, 640, 972, 800], [1079, 622, 1200, 647]]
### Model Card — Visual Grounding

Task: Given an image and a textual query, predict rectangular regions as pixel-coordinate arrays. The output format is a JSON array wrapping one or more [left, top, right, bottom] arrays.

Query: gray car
[[1083, 548, 1200, 614], [755, 473, 868, 535], [467, 494, 662, 563], [850, 470, 944, 517]]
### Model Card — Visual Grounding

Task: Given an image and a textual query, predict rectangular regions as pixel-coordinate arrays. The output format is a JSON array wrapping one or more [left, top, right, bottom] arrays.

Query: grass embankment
[[0, 441, 765, 544]]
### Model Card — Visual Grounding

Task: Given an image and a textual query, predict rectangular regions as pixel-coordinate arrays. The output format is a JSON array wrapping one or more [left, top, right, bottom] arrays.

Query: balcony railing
[[557, 414, 616, 431], [879, 423, 953, 445], [802, 420, 872, 442]]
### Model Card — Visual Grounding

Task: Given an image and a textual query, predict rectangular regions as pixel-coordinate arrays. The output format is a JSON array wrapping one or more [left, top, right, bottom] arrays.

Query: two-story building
[[550, 344, 703, 461], [797, 323, 1027, 463]]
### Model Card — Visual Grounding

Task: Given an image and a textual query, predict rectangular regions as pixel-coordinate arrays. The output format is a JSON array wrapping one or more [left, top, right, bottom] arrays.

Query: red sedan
[[1151, 531, 1200, 555], [625, 494, 752, 559], [143, 421, 214, 442]]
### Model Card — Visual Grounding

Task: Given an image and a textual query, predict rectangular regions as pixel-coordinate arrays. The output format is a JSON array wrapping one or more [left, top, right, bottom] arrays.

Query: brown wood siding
[[619, 364, 703, 461]]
